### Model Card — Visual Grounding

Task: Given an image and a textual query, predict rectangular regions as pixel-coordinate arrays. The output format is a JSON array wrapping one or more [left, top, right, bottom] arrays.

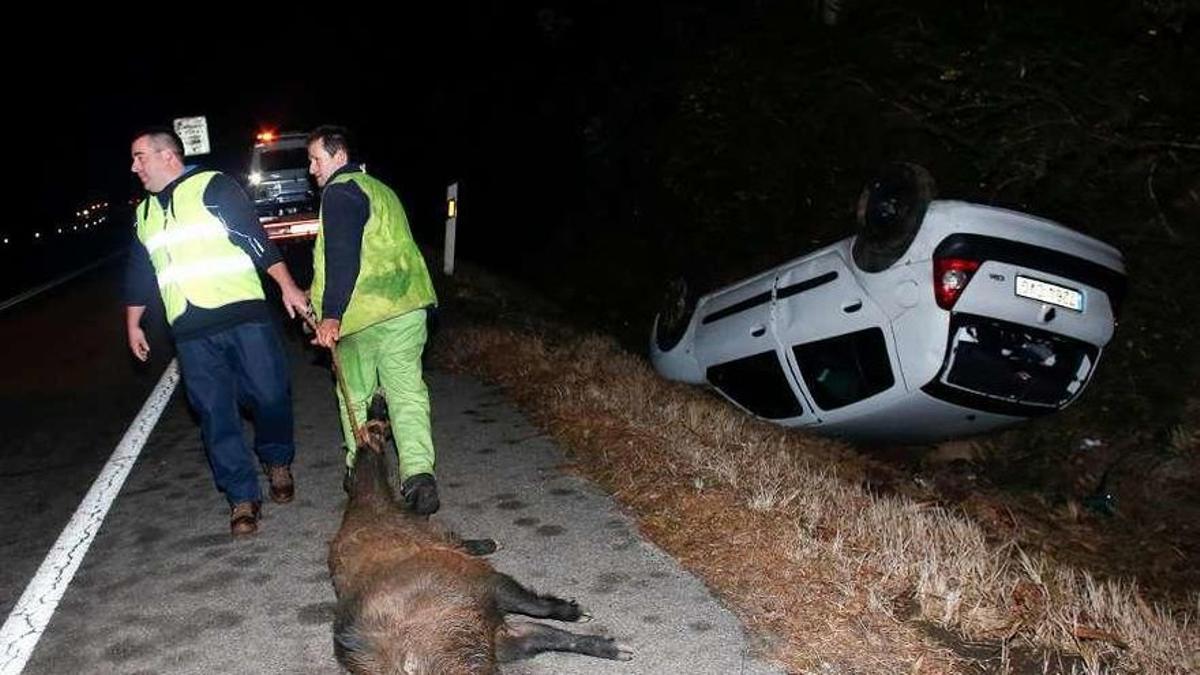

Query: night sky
[[11, 5, 693, 238], [8, 3, 1194, 296]]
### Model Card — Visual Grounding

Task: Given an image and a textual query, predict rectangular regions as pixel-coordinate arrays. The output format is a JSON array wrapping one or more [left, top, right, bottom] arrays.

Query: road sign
[[173, 116, 210, 156]]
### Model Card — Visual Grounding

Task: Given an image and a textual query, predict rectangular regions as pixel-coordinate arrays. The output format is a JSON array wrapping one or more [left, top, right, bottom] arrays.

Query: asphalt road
[[1, 260, 781, 674]]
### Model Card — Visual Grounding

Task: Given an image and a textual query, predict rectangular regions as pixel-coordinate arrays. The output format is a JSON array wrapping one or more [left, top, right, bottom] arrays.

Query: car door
[[691, 269, 812, 423], [772, 245, 901, 424]]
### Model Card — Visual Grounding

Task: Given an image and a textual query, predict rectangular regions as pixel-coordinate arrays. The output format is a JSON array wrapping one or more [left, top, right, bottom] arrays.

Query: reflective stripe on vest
[[143, 220, 230, 254], [155, 254, 257, 288]]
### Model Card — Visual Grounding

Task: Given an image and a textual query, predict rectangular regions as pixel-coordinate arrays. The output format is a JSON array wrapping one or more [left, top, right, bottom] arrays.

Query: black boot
[[401, 473, 440, 515]]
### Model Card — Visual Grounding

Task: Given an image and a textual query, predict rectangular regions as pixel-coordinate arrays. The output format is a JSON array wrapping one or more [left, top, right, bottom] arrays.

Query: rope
[[300, 305, 386, 452]]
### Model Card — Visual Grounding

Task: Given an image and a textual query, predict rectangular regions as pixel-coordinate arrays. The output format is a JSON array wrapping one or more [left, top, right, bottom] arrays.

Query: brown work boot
[[265, 464, 294, 504], [230, 501, 261, 536]]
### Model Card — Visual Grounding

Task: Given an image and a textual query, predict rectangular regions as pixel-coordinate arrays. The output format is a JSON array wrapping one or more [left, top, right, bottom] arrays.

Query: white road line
[[0, 359, 180, 675]]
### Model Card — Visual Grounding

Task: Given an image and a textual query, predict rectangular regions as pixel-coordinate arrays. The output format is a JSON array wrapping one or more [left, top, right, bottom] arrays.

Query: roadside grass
[[430, 272, 1198, 674]]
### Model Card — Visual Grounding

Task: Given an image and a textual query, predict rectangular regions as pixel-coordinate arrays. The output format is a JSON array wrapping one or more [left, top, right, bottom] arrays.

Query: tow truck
[[247, 131, 320, 242]]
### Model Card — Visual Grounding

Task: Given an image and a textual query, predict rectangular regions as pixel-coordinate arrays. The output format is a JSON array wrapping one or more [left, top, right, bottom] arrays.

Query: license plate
[[1015, 275, 1083, 311]]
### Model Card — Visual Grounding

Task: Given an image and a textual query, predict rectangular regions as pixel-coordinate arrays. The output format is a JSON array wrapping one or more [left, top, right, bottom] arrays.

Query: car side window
[[792, 328, 894, 411], [706, 351, 804, 420]]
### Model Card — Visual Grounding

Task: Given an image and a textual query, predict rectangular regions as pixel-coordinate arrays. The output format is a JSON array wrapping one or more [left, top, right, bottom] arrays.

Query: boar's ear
[[333, 609, 371, 669]]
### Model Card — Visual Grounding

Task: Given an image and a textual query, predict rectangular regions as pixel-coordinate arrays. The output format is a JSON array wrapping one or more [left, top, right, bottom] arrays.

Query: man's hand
[[128, 326, 150, 361], [126, 305, 150, 361], [312, 318, 341, 349], [280, 283, 309, 319], [266, 262, 308, 319]]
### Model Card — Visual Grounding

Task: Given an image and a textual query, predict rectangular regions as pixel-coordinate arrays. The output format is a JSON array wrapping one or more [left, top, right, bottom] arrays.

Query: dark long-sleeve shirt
[[318, 164, 370, 321], [123, 167, 284, 341]]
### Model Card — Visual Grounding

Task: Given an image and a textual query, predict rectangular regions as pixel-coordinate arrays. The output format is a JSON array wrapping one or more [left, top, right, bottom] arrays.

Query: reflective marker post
[[444, 181, 458, 276]]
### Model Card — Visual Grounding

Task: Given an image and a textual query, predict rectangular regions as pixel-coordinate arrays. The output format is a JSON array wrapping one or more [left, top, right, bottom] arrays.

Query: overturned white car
[[650, 164, 1126, 444]]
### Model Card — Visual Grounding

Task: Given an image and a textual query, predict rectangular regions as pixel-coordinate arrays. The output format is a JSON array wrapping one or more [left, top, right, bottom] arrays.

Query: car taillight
[[934, 257, 980, 310]]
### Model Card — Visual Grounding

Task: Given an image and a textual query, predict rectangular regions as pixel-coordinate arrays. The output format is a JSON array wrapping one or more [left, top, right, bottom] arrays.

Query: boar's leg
[[496, 621, 632, 663], [492, 572, 583, 621], [459, 538, 498, 556]]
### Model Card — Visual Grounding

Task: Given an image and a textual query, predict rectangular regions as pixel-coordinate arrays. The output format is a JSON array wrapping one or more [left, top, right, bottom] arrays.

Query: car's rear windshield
[[260, 147, 309, 172]]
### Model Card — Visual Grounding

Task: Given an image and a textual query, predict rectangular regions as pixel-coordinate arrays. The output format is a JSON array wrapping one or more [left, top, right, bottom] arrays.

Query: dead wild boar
[[328, 447, 632, 674]]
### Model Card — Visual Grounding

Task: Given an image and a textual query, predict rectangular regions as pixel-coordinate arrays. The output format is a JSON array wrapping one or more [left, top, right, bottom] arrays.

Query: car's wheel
[[851, 162, 937, 272], [654, 277, 696, 352]]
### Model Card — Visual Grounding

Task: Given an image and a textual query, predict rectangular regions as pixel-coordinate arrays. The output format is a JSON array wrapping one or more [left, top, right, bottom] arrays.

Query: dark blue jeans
[[176, 321, 295, 505]]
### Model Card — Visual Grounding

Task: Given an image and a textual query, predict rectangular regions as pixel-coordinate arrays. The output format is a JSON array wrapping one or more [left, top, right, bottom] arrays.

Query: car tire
[[851, 162, 937, 272], [654, 277, 696, 352]]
